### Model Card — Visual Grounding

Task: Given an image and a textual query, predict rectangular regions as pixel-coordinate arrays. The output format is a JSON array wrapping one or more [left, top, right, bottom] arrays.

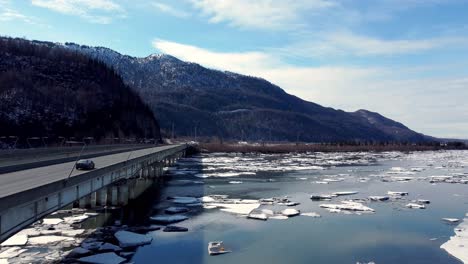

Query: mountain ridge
[[61, 41, 429, 142]]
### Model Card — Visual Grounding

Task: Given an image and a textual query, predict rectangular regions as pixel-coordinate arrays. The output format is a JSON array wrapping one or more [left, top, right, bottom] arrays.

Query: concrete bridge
[[0, 144, 188, 243]]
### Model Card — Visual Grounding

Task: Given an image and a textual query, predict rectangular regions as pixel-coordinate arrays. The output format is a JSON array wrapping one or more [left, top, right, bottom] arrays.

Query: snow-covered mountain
[[64, 42, 428, 142]]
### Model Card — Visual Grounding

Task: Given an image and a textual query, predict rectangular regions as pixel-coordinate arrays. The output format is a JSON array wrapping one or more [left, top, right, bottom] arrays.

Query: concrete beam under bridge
[[0, 144, 188, 243]]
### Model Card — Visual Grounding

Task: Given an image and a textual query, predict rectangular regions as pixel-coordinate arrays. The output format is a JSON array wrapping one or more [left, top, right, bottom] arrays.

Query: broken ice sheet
[[0, 234, 28, 246], [78, 252, 126, 264], [114, 231, 152, 248]]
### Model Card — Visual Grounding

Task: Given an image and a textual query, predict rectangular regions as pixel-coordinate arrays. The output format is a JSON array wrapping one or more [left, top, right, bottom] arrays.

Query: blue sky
[[1, 0, 468, 138]]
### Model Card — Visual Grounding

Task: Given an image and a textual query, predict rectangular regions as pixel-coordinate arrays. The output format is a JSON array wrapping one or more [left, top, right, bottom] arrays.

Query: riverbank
[[198, 142, 467, 154]]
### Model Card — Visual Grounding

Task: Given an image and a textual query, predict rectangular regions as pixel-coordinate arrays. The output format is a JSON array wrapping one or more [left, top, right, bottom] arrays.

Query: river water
[[126, 150, 468, 264], [5, 150, 467, 264]]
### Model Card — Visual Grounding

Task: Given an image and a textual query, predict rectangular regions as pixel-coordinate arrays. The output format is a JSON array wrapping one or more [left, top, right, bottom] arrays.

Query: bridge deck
[[0, 145, 176, 199]]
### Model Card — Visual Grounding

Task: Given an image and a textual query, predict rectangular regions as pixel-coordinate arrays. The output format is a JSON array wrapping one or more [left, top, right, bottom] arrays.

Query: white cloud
[[31, 0, 125, 24], [151, 1, 190, 18], [152, 38, 468, 138], [0, 8, 40, 24], [189, 0, 336, 30]]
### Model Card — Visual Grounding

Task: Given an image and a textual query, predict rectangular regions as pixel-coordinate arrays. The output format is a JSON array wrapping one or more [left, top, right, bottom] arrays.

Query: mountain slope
[[65, 42, 427, 142], [0, 37, 161, 141]]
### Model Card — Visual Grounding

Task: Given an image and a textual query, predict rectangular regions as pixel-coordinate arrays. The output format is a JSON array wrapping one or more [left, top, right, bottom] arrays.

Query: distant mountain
[[64, 42, 428, 142], [0, 37, 161, 141]]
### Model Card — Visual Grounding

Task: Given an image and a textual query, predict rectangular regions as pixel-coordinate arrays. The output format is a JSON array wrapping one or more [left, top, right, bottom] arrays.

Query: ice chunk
[[171, 197, 200, 204], [149, 215, 189, 224], [332, 191, 358, 196], [1, 234, 28, 246], [406, 203, 425, 209], [300, 212, 321, 218], [114, 231, 152, 248], [387, 191, 409, 196], [269, 215, 289, 220], [164, 207, 189, 214], [369, 196, 389, 201], [61, 229, 86, 237], [442, 218, 460, 223], [228, 181, 243, 184], [63, 214, 89, 224], [28, 235, 74, 245], [441, 214, 468, 264], [248, 211, 268, 220], [68, 247, 91, 257], [99, 243, 122, 252], [0, 247, 27, 258], [281, 208, 300, 217], [78, 252, 126, 264], [42, 218, 63, 225], [82, 241, 104, 251], [320, 201, 374, 212], [208, 203, 260, 215]]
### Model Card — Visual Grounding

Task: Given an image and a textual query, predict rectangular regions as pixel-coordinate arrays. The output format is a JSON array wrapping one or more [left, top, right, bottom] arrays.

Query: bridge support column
[[96, 189, 107, 206], [89, 192, 97, 208], [110, 186, 119, 206], [118, 184, 129, 206]]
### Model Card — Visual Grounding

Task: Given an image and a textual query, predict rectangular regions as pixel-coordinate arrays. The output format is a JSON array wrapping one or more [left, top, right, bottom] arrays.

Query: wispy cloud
[[31, 0, 125, 24], [0, 8, 36, 24], [151, 1, 190, 18], [276, 32, 468, 59], [189, 0, 336, 30]]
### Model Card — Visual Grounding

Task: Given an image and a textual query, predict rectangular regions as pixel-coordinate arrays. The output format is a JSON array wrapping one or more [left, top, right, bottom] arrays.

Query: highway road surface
[[0, 145, 178, 199]]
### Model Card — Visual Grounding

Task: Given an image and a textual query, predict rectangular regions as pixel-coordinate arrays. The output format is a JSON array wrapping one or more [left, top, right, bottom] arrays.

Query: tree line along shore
[[197, 141, 467, 154]]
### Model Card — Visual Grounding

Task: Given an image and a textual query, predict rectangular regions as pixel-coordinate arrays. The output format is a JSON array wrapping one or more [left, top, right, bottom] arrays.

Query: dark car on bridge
[[75, 159, 95, 170]]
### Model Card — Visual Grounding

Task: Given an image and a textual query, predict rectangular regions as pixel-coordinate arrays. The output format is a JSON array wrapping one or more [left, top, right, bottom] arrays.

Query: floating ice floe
[[1, 234, 28, 246], [114, 231, 152, 248], [63, 214, 90, 224], [300, 212, 321, 218], [68, 247, 91, 257], [0, 247, 27, 259], [165, 207, 189, 214], [332, 191, 358, 196], [323, 178, 344, 183], [406, 203, 425, 209], [169, 196, 200, 204], [209, 203, 260, 215], [229, 181, 243, 184], [388, 191, 409, 196], [99, 243, 122, 252], [281, 208, 300, 217], [369, 196, 389, 201], [320, 201, 374, 213], [315, 181, 329, 184], [442, 218, 460, 223], [28, 235, 75, 245], [277, 201, 300, 206], [248, 210, 268, 220], [440, 213, 468, 264], [42, 218, 64, 225], [150, 215, 189, 224], [78, 252, 126, 264], [195, 172, 256, 178]]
